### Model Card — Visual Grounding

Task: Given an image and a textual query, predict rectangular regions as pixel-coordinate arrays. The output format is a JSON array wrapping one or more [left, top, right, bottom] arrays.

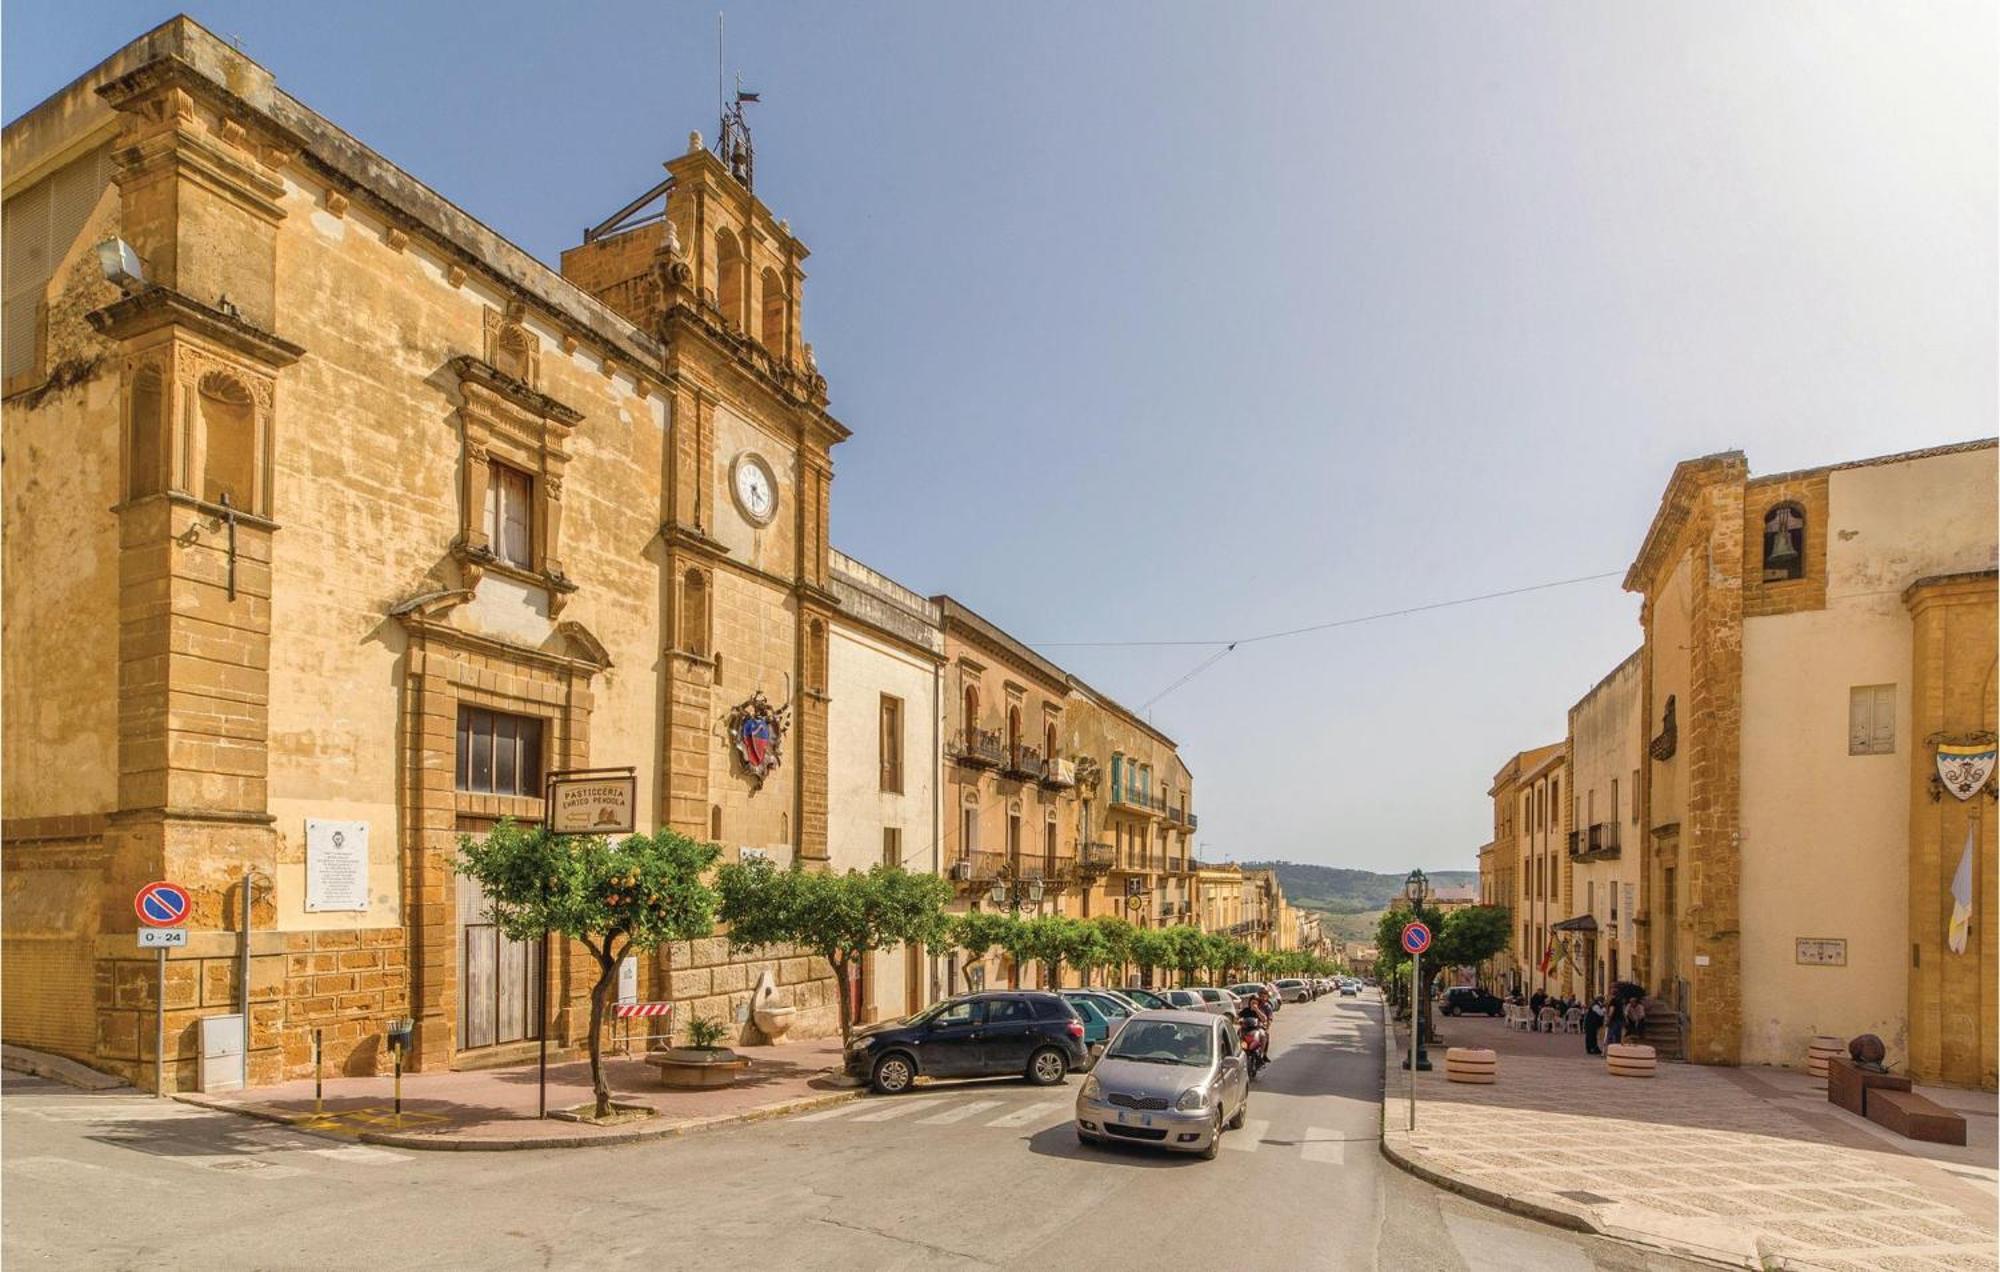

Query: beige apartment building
[[826, 551, 944, 1022], [936, 598, 1081, 991], [1561, 651, 1642, 1000], [1483, 743, 1565, 994]]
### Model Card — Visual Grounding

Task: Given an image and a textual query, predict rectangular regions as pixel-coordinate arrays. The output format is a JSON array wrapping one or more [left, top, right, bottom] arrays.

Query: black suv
[[845, 991, 1089, 1094], [1439, 986, 1504, 1017]]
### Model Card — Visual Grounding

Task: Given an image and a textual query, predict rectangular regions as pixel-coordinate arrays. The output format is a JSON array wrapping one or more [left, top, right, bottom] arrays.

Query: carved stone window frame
[[448, 353, 582, 612]]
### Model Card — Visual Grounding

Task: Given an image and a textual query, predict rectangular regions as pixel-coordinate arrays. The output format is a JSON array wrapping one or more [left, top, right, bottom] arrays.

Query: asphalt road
[[2, 994, 1706, 1270]]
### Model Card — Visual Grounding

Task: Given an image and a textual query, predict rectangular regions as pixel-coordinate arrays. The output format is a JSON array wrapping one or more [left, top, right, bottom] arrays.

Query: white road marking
[[984, 1101, 1063, 1128], [1299, 1129, 1347, 1164], [26, 1104, 215, 1122], [790, 1102, 867, 1123], [853, 1098, 948, 1123], [916, 1100, 1004, 1125], [309, 1145, 411, 1165], [1223, 1118, 1269, 1150]]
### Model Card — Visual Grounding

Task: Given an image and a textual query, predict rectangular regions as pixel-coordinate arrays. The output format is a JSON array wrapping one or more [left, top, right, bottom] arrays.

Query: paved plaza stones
[[1383, 1015, 1997, 1270]]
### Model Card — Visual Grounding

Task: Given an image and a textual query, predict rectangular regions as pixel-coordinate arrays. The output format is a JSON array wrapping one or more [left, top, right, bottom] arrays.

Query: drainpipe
[[239, 869, 253, 1023]]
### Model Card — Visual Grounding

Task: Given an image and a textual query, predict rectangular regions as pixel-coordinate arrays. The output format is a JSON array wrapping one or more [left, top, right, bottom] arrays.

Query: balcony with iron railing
[[951, 727, 1004, 769], [946, 850, 1008, 887], [1080, 843, 1116, 875], [1043, 853, 1078, 886], [1110, 784, 1167, 817], [1567, 822, 1622, 862], [1001, 744, 1044, 782], [1039, 757, 1077, 790]]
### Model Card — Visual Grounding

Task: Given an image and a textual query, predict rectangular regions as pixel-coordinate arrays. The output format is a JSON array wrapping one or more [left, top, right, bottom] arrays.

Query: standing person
[[1530, 989, 1546, 1018], [1583, 998, 1604, 1055], [1624, 996, 1647, 1043], [1605, 990, 1625, 1046]]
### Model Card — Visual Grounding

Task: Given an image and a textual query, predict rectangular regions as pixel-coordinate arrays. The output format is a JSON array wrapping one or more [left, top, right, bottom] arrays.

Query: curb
[[2, 1043, 130, 1091], [1373, 1016, 1746, 1269], [1375, 1012, 1594, 1234], [175, 1085, 867, 1152]]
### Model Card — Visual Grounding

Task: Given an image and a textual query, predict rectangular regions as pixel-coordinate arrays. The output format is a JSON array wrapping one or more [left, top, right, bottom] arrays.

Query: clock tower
[[560, 132, 848, 868]]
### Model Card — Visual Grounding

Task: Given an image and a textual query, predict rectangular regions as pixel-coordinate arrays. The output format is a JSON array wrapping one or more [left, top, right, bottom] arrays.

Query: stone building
[[1626, 441, 1997, 1082], [1064, 677, 1199, 938], [935, 597, 1082, 990], [826, 550, 943, 1023], [1561, 651, 1642, 1000], [1483, 743, 1565, 995], [1, 18, 853, 1088]]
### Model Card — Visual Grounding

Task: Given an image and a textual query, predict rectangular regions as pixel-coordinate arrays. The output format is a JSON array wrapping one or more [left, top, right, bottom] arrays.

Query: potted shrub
[[645, 1014, 751, 1090]]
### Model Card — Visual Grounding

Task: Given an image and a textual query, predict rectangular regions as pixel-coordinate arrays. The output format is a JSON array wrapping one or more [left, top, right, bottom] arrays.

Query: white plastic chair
[[1537, 1006, 1559, 1033], [1563, 1007, 1582, 1034]]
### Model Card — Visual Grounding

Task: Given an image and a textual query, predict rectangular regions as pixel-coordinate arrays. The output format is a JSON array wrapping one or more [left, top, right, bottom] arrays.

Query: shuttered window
[[484, 462, 534, 567], [879, 695, 903, 793], [2, 145, 113, 379], [1848, 685, 1896, 756]]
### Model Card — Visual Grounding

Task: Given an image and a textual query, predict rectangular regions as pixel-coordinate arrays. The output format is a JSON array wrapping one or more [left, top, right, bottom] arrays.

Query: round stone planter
[[645, 1047, 751, 1090], [1606, 1041, 1657, 1078], [1444, 1047, 1497, 1085], [1806, 1035, 1843, 1082]]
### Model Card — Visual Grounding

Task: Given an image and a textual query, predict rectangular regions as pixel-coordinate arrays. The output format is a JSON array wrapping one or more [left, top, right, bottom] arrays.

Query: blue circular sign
[[1401, 921, 1432, 955], [135, 881, 191, 926]]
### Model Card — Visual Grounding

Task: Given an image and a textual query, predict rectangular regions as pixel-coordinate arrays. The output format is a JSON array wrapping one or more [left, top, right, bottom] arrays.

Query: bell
[[1767, 530, 1797, 562]]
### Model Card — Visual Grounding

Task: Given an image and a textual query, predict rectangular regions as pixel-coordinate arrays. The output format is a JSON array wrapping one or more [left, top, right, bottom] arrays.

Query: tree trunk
[[586, 950, 619, 1119], [831, 953, 854, 1049]]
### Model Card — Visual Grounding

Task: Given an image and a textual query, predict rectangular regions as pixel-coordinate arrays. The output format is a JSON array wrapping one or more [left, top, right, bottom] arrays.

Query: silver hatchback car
[[1074, 1009, 1251, 1160]]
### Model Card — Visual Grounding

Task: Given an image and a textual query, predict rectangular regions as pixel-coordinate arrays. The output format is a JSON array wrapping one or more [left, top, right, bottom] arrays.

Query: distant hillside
[[1239, 861, 1479, 942]]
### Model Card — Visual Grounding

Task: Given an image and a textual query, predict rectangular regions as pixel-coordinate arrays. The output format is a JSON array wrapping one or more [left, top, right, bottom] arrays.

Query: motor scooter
[[1238, 1014, 1269, 1078]]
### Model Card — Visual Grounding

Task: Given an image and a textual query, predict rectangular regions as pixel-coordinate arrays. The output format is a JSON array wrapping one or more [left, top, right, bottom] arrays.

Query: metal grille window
[[2, 145, 112, 380], [456, 706, 544, 796]]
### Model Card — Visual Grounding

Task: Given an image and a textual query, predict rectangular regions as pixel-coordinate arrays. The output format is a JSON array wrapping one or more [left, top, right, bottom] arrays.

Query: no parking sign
[[1400, 921, 1432, 956]]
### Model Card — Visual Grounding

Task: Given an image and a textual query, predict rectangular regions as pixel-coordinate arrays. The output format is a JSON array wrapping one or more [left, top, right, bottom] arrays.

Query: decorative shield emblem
[[726, 691, 791, 790], [1935, 739, 1998, 802]]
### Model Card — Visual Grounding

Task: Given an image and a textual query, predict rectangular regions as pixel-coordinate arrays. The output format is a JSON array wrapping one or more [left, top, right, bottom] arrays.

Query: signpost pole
[[155, 944, 168, 1098], [538, 929, 550, 1120], [1408, 947, 1420, 1132]]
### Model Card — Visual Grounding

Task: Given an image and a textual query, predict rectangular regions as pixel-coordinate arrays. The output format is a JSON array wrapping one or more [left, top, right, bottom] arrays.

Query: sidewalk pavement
[[1380, 1013, 1998, 1272], [179, 1034, 859, 1150]]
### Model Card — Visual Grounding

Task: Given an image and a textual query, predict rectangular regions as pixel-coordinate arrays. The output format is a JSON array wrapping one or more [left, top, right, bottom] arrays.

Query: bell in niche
[[1766, 528, 1798, 561]]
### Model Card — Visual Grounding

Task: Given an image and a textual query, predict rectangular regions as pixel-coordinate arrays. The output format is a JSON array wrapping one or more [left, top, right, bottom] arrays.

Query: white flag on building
[[1948, 824, 1976, 956]]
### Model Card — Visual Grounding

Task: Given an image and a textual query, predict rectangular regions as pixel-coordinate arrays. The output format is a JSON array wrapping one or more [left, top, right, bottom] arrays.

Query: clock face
[[733, 453, 778, 525]]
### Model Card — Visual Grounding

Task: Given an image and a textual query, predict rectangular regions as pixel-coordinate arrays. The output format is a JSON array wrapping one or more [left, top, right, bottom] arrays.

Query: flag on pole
[[1948, 823, 1976, 955]]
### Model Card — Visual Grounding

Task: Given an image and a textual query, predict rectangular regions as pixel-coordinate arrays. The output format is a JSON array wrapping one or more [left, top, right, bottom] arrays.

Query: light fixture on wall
[[95, 238, 147, 294]]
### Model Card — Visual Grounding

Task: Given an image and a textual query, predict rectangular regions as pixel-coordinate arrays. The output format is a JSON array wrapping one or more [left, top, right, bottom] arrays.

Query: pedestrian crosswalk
[[781, 1091, 1370, 1165]]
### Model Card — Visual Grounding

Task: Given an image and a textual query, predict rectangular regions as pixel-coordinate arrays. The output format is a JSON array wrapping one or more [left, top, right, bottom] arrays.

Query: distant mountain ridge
[[1239, 861, 1480, 919]]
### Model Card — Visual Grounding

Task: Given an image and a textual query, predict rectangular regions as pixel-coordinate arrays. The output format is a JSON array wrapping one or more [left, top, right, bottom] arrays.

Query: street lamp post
[[1403, 868, 1433, 1072]]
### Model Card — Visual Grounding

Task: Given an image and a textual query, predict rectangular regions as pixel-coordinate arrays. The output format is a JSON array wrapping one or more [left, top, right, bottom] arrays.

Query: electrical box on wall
[[199, 1013, 245, 1093]]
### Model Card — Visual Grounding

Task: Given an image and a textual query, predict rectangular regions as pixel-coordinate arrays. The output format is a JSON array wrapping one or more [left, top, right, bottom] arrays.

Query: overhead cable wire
[[1049, 568, 1626, 710]]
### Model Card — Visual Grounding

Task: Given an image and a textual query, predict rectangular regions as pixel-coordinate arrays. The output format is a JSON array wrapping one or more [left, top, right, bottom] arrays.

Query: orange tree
[[717, 860, 953, 1048], [455, 820, 720, 1119]]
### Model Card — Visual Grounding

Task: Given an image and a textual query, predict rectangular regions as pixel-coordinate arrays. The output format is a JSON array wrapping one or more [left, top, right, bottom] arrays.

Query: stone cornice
[[450, 355, 583, 426], [393, 606, 611, 675], [1623, 451, 1746, 594], [87, 286, 305, 368], [1903, 569, 1999, 611]]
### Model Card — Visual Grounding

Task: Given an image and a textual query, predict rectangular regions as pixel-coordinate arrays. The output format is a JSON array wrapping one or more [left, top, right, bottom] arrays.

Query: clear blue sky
[[8, 3, 1993, 873]]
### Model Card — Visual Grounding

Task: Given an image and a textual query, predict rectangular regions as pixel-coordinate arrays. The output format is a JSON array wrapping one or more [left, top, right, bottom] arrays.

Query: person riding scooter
[[1236, 1000, 1269, 1076]]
